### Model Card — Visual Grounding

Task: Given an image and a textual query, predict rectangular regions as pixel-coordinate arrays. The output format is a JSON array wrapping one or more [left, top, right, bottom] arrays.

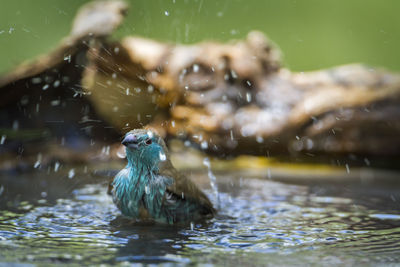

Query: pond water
[[1, 166, 400, 266]]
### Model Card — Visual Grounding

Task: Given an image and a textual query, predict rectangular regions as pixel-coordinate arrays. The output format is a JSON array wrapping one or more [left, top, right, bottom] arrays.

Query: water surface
[[1, 167, 400, 266]]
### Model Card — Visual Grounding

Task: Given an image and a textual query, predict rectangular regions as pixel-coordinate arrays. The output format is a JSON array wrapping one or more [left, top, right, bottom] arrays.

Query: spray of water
[[203, 157, 220, 209]]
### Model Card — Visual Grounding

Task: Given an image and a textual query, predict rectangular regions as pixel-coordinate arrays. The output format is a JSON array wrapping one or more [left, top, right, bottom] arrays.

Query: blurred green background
[[1, 0, 399, 74]]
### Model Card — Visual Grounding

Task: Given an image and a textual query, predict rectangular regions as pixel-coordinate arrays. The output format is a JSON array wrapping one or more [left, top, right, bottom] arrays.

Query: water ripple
[[0, 172, 400, 265]]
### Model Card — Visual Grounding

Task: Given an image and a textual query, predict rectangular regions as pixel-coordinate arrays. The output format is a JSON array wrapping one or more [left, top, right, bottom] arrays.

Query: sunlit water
[[1, 168, 400, 266]]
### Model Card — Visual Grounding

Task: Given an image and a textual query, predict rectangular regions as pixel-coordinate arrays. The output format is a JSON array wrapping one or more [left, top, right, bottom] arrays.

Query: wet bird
[[109, 129, 215, 224]]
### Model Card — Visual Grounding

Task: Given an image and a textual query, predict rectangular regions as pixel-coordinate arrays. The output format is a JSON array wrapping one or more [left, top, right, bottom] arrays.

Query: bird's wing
[[108, 167, 130, 198], [159, 161, 216, 217]]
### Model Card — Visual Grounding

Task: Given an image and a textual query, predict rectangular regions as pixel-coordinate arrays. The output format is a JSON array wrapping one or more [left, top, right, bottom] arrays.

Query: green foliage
[[1, 0, 400, 73]]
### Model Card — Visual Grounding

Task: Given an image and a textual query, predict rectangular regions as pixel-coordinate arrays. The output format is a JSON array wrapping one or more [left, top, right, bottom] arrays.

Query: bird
[[108, 129, 215, 224]]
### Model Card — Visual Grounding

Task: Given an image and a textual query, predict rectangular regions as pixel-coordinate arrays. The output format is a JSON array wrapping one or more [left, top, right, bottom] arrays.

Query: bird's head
[[122, 129, 169, 167]]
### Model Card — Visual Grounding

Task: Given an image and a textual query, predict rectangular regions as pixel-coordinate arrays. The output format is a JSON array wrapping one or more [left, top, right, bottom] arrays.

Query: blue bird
[[109, 129, 215, 224]]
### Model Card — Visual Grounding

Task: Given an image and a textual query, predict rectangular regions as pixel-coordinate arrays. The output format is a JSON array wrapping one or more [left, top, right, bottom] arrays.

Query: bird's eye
[[145, 138, 152, 145]]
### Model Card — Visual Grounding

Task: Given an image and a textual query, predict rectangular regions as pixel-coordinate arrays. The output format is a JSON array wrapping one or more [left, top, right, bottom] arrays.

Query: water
[[1, 167, 400, 265]]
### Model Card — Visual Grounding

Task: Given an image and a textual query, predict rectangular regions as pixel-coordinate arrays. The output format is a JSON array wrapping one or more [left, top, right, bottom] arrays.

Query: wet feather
[[110, 129, 215, 224]]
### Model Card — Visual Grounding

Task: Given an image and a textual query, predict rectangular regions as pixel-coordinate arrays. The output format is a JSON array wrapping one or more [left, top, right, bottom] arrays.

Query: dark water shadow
[[109, 216, 213, 264]]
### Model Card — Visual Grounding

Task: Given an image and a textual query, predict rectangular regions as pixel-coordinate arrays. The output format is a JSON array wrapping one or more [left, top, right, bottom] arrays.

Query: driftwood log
[[1, 0, 399, 169]]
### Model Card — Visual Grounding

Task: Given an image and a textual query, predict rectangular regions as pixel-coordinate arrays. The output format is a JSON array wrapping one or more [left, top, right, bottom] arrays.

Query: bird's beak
[[122, 134, 139, 149]]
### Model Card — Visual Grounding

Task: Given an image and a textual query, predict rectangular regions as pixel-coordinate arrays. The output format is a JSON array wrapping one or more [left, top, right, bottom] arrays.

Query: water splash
[[0, 135, 6, 145], [102, 146, 110, 156], [33, 161, 40, 169], [200, 141, 208, 150], [34, 153, 42, 169], [246, 92, 252, 102], [345, 164, 350, 174], [68, 169, 75, 179], [203, 157, 220, 209], [116, 146, 126, 159], [159, 151, 166, 161]]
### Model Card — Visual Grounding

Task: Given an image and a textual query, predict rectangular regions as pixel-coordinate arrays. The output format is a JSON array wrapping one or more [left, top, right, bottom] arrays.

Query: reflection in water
[[112, 221, 191, 264], [0, 169, 400, 265]]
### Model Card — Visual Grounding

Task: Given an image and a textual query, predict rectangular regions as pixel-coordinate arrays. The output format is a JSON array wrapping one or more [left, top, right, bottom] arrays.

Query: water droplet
[[145, 185, 150, 194], [201, 141, 208, 149], [34, 161, 40, 169], [345, 164, 350, 174], [246, 92, 252, 102], [12, 120, 19, 130], [116, 146, 126, 158], [64, 54, 71, 63], [31, 77, 42, 84], [147, 85, 154, 93], [54, 162, 60, 172], [190, 222, 194, 230], [42, 84, 49, 90], [230, 70, 238, 79], [114, 47, 120, 54], [181, 192, 184, 199], [50, 100, 60, 106], [102, 145, 110, 155], [193, 64, 199, 73], [164, 10, 169, 16], [41, 192, 47, 198], [20, 95, 29, 106], [159, 151, 166, 161], [305, 138, 314, 150], [256, 136, 264, 143], [0, 135, 6, 145], [68, 169, 75, 179], [53, 80, 60, 88], [364, 158, 370, 166]]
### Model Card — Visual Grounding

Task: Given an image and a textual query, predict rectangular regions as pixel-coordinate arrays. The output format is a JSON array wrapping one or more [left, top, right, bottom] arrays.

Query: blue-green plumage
[[110, 129, 215, 224]]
